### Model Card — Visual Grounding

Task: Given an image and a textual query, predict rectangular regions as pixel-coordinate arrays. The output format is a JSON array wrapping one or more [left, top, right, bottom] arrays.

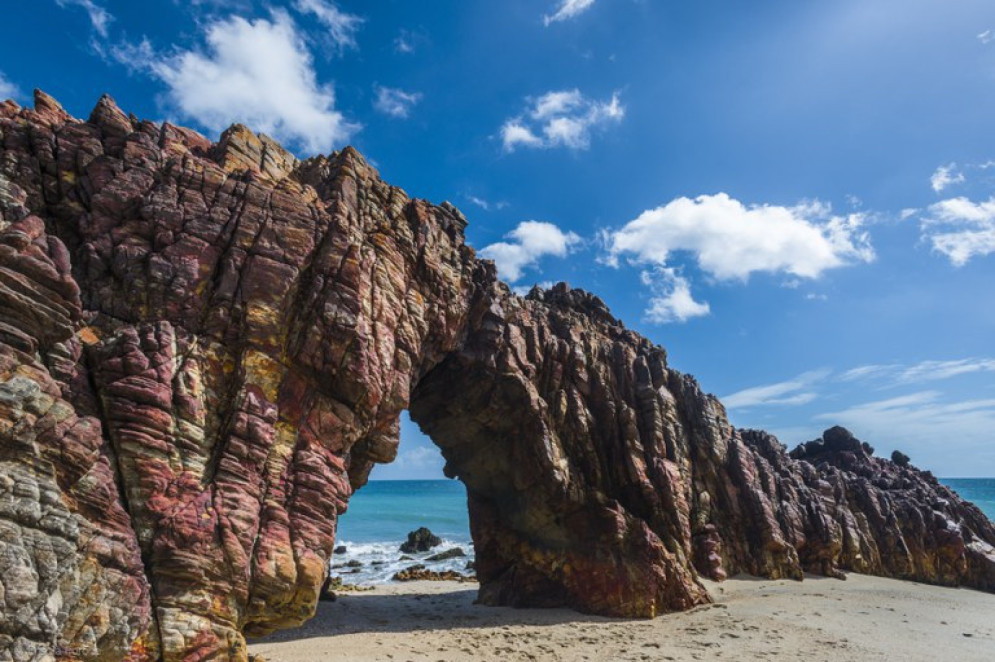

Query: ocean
[[333, 479, 473, 584], [332, 478, 995, 584], [941, 478, 995, 522]]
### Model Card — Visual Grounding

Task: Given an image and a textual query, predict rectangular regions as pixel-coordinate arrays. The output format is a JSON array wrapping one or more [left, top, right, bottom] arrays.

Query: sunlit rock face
[[1, 92, 993, 661]]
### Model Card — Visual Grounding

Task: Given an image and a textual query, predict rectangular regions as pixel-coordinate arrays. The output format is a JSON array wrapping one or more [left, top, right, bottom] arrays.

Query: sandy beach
[[249, 574, 995, 661]]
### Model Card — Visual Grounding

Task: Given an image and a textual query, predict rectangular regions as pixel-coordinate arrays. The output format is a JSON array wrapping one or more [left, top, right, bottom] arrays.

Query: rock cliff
[[0, 91, 992, 661]]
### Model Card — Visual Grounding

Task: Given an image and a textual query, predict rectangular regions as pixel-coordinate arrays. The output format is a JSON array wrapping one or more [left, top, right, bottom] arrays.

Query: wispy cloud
[[641, 268, 710, 324], [544, 0, 596, 26], [921, 196, 995, 265], [393, 28, 428, 54], [930, 163, 965, 193], [0, 71, 19, 101], [722, 370, 829, 409], [465, 195, 507, 212], [843, 358, 995, 384], [373, 85, 422, 118], [816, 392, 995, 463], [979, 29, 994, 44], [395, 445, 442, 470], [501, 89, 624, 152], [293, 0, 363, 54], [108, 12, 357, 154], [480, 221, 581, 282], [55, 0, 113, 37]]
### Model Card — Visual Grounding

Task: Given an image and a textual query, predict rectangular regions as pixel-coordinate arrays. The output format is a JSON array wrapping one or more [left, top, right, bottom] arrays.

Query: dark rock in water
[[346, 560, 362, 568], [426, 547, 466, 561], [334, 545, 347, 554], [399, 555, 414, 561], [400, 527, 443, 553], [372, 560, 386, 566], [0, 92, 992, 660], [466, 561, 476, 571]]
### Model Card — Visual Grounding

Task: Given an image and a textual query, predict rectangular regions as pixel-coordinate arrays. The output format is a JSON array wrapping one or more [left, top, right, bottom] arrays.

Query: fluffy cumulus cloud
[[373, 85, 422, 118], [112, 12, 356, 154], [604, 194, 873, 322], [930, 163, 965, 193], [480, 221, 581, 282], [55, 0, 112, 37], [501, 89, 624, 152], [607, 194, 875, 281], [0, 71, 18, 101], [292, 0, 362, 53], [544, 0, 596, 26], [641, 268, 710, 324], [921, 196, 995, 265]]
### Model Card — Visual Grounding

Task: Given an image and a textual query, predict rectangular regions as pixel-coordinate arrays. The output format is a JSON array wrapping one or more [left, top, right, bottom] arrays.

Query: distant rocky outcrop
[[400, 527, 443, 554], [1, 91, 993, 661]]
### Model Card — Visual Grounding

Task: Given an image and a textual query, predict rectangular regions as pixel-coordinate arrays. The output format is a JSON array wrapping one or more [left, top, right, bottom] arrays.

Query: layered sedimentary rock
[[0, 91, 993, 661]]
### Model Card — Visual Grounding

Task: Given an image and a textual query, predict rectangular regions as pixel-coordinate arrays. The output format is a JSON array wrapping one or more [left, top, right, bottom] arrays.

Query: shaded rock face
[[0, 92, 992, 661]]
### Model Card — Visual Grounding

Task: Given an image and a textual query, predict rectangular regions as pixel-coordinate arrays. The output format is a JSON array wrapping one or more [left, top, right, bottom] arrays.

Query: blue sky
[[2, 0, 994, 477]]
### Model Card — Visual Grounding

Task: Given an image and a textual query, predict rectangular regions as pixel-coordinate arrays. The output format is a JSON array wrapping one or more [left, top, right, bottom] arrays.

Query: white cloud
[[0, 72, 18, 101], [111, 12, 356, 154], [544, 0, 596, 26], [55, 0, 112, 37], [501, 122, 545, 151], [512, 280, 555, 297], [930, 163, 965, 193], [395, 33, 415, 53], [921, 196, 995, 265], [501, 89, 624, 152], [842, 358, 995, 384], [467, 195, 491, 211], [396, 445, 441, 470], [839, 364, 899, 382], [722, 370, 829, 409], [979, 29, 994, 44], [641, 268, 710, 324], [293, 0, 363, 53], [373, 85, 422, 118], [899, 358, 995, 382], [480, 221, 581, 282], [816, 392, 995, 466], [393, 28, 428, 54], [606, 193, 875, 282], [465, 195, 507, 212]]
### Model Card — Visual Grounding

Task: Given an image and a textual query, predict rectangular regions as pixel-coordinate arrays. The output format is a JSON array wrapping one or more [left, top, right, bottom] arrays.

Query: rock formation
[[0, 91, 992, 661]]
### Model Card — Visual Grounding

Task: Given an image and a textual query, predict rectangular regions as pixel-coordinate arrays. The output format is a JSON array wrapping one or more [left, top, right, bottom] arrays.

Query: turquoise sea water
[[333, 478, 995, 583], [333, 479, 472, 583], [940, 478, 995, 521]]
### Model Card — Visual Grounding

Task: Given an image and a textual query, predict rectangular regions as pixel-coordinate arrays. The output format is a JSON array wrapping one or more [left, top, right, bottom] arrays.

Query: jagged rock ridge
[[0, 91, 992, 661]]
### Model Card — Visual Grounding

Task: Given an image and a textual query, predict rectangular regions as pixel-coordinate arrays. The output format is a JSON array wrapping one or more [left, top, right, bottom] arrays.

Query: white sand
[[249, 574, 995, 661]]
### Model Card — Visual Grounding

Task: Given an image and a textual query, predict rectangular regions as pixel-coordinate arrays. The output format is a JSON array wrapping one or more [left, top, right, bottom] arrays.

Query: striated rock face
[[0, 91, 993, 661]]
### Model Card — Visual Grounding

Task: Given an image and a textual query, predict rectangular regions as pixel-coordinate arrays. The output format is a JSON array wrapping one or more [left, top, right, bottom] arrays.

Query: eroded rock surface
[[0, 91, 993, 661]]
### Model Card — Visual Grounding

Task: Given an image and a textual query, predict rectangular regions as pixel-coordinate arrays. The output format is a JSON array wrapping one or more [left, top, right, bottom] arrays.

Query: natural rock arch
[[0, 92, 992, 661]]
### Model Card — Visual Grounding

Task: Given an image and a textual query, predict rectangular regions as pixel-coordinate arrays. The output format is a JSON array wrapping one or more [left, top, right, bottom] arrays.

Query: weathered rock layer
[[1, 92, 993, 661]]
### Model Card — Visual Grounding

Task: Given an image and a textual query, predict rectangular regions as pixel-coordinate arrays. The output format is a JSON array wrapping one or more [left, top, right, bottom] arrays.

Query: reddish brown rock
[[0, 92, 992, 661]]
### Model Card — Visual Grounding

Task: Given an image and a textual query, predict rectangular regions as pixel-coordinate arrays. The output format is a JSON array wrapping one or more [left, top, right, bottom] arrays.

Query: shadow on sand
[[249, 584, 642, 644]]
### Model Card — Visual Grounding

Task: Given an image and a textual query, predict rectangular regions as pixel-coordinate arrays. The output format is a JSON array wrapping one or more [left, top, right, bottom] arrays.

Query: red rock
[[0, 93, 992, 661]]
